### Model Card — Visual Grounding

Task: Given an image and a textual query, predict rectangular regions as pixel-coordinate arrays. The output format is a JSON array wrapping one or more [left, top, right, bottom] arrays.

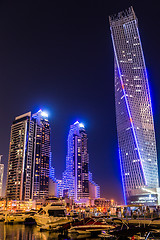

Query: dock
[[106, 217, 160, 226]]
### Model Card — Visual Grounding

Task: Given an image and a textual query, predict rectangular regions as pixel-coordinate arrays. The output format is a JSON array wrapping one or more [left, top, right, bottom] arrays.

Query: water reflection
[[0, 223, 98, 240], [0, 223, 63, 240]]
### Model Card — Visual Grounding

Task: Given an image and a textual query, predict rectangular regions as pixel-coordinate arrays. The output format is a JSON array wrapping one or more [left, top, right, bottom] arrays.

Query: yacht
[[68, 217, 115, 236], [34, 200, 71, 231], [0, 210, 8, 221], [4, 212, 26, 223], [4, 210, 37, 224]]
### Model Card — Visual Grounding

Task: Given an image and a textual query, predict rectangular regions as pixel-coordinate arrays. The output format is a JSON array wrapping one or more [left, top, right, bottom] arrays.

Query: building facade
[[6, 112, 34, 201], [32, 110, 51, 200], [57, 121, 100, 202], [109, 7, 159, 205], [0, 155, 4, 198], [6, 110, 51, 201], [89, 172, 100, 199], [62, 121, 89, 201]]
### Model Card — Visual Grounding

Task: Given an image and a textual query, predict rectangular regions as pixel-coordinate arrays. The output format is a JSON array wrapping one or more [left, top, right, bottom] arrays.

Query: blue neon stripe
[[119, 148, 127, 204], [110, 27, 146, 186]]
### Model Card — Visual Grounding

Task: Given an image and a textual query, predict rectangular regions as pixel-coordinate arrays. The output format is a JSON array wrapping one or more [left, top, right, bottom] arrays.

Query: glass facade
[[62, 121, 89, 201], [6, 112, 34, 201], [58, 121, 100, 201], [109, 7, 159, 203], [6, 110, 51, 201], [32, 110, 50, 200]]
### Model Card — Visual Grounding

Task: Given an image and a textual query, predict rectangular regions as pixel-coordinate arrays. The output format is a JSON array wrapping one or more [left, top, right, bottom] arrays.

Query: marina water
[[0, 222, 100, 240]]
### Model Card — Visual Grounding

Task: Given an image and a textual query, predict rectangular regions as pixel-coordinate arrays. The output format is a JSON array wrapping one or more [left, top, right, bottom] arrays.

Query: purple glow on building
[[109, 7, 159, 204], [56, 121, 100, 201]]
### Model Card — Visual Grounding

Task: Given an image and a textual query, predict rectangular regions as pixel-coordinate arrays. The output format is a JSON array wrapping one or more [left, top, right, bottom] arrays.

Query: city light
[[79, 123, 84, 128], [74, 121, 79, 125], [41, 111, 48, 118], [37, 109, 48, 118], [73, 121, 84, 128]]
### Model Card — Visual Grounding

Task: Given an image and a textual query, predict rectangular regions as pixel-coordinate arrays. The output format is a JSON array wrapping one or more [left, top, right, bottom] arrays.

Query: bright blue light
[[41, 111, 48, 118], [119, 149, 127, 205], [37, 109, 48, 118], [73, 121, 84, 128], [74, 121, 79, 125], [79, 123, 84, 128]]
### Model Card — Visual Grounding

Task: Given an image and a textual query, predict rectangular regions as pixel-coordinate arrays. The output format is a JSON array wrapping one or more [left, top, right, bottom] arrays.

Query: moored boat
[[68, 217, 115, 236], [4, 212, 26, 224], [0, 210, 8, 221], [4, 210, 37, 224], [34, 199, 71, 231], [24, 210, 37, 225]]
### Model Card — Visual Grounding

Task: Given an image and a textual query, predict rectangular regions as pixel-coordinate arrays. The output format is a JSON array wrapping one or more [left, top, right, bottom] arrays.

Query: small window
[[48, 210, 66, 217]]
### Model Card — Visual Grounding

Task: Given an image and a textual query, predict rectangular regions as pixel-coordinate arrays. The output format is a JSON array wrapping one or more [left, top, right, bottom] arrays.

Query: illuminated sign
[[129, 194, 158, 205]]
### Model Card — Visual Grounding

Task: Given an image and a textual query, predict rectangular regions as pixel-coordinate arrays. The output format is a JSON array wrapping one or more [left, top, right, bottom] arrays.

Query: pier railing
[[117, 212, 160, 220]]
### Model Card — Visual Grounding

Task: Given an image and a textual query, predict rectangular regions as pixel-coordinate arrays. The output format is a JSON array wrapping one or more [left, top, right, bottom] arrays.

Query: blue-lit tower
[[59, 121, 100, 202], [62, 121, 89, 201], [32, 110, 51, 200], [109, 7, 159, 205]]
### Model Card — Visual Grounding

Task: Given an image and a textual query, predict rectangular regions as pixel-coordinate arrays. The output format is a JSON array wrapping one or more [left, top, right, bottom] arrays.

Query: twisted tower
[[109, 7, 159, 204]]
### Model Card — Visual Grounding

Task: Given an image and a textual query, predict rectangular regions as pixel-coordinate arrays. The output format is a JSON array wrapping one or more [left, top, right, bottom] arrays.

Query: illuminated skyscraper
[[109, 7, 159, 205], [59, 121, 100, 202], [0, 155, 4, 198], [32, 110, 51, 200], [6, 112, 34, 200], [63, 121, 89, 201], [6, 110, 50, 201]]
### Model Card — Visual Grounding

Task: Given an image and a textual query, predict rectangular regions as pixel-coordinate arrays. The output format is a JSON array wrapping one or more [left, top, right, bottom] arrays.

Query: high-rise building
[[6, 112, 34, 201], [89, 172, 100, 199], [109, 7, 159, 205], [63, 121, 89, 201], [0, 155, 4, 198], [32, 110, 51, 200], [58, 121, 100, 202], [6, 110, 51, 201]]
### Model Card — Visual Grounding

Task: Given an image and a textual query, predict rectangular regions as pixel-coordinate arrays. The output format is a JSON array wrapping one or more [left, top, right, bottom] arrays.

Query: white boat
[[0, 210, 8, 221], [4, 210, 37, 224], [4, 212, 26, 223], [34, 200, 71, 231], [68, 218, 115, 235]]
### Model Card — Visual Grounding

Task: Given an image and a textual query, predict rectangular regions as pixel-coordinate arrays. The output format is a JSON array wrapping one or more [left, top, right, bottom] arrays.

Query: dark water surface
[[0, 222, 100, 240]]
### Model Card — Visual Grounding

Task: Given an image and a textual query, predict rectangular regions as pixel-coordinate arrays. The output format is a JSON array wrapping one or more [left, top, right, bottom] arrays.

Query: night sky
[[1, 0, 160, 203]]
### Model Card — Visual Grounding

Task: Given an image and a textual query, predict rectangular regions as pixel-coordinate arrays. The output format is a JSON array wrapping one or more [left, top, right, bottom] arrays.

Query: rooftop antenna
[[0, 155, 3, 164]]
